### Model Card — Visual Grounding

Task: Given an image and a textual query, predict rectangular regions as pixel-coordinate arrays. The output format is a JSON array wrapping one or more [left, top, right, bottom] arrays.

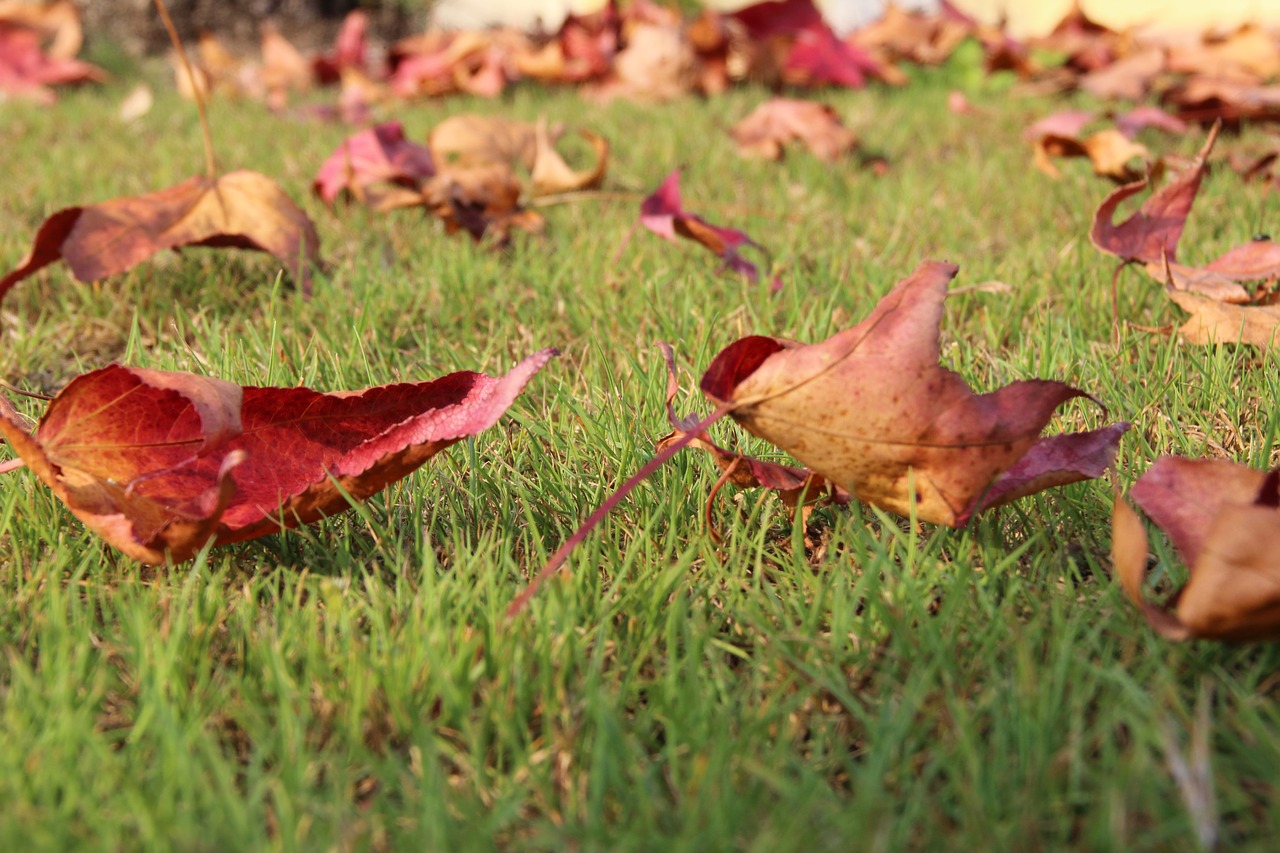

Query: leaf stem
[[505, 402, 732, 619], [153, 0, 217, 179]]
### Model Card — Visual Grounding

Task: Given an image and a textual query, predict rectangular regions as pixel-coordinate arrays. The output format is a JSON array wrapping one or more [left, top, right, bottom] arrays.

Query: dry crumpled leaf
[[0, 351, 557, 564], [728, 98, 856, 163], [0, 170, 321, 303], [697, 260, 1127, 526], [640, 169, 775, 288], [1090, 122, 1280, 344], [1113, 456, 1280, 641], [1033, 127, 1149, 182]]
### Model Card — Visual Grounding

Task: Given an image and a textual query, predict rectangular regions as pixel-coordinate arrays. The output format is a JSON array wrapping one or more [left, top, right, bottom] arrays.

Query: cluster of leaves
[[0, 0, 103, 103], [4, 0, 1280, 646]]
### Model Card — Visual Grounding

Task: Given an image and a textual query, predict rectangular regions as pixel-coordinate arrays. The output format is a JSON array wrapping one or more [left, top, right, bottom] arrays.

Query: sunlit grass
[[2, 44, 1280, 851]]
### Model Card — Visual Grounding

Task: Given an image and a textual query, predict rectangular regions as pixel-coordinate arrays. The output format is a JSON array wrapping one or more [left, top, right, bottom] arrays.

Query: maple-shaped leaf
[[313, 121, 436, 211], [698, 261, 1127, 526], [506, 261, 1126, 617], [1113, 457, 1280, 642], [640, 169, 775, 288], [1090, 123, 1218, 269], [0, 170, 322, 304], [728, 98, 857, 163], [0, 350, 557, 564], [1090, 122, 1280, 343]]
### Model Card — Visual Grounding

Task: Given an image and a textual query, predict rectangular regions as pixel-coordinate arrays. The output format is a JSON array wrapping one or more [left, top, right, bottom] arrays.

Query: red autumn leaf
[[1113, 457, 1280, 642], [640, 169, 774, 287], [0, 350, 557, 564], [1090, 122, 1280, 343], [313, 9, 369, 85], [312, 121, 436, 210], [731, 0, 883, 88], [0, 16, 103, 104], [728, 98, 857, 163], [698, 261, 1126, 526], [1090, 122, 1218, 268], [0, 170, 322, 304]]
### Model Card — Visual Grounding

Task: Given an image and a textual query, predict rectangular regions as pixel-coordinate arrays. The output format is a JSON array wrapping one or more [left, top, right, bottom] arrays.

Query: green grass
[[3, 47, 1280, 851]]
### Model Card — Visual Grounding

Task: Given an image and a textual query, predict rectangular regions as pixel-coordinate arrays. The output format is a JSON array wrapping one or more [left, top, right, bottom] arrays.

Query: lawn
[[2, 40, 1280, 852]]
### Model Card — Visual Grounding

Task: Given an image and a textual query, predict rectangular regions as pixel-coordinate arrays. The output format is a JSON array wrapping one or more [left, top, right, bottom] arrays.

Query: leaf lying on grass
[[728, 98, 857, 163], [0, 170, 322, 303], [507, 261, 1125, 615], [699, 260, 1127, 526], [1090, 121, 1280, 345], [1113, 456, 1280, 641], [0, 350, 557, 564], [640, 169, 776, 288]]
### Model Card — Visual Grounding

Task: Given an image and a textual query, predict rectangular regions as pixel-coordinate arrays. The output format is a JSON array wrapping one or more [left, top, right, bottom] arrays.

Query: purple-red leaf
[[640, 169, 769, 284]]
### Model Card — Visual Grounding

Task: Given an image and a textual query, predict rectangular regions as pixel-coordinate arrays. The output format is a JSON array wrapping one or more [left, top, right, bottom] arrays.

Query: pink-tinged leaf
[[699, 261, 1122, 526], [1090, 122, 1220, 265], [1024, 110, 1096, 141], [0, 350, 558, 564], [313, 9, 368, 84], [1115, 457, 1280, 641], [639, 170, 770, 284], [0, 20, 103, 104], [1115, 106, 1189, 139], [312, 121, 436, 208], [783, 27, 880, 89]]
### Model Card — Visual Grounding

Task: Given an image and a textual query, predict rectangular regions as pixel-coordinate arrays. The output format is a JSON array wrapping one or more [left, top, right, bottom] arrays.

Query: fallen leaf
[[422, 163, 545, 243], [313, 121, 436, 210], [0, 170, 321, 303], [1166, 288, 1280, 348], [0, 15, 103, 103], [697, 260, 1125, 525], [530, 116, 609, 196], [1033, 128, 1149, 182], [1115, 105, 1188, 139], [1023, 109, 1096, 142], [640, 169, 770, 285], [118, 83, 152, 122], [728, 98, 856, 162], [260, 20, 312, 108], [1078, 48, 1164, 101], [313, 9, 369, 84], [1114, 457, 1280, 641], [0, 351, 557, 564], [731, 0, 884, 88], [429, 114, 538, 171], [588, 19, 695, 102], [1090, 122, 1219, 268], [0, 0, 83, 59]]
